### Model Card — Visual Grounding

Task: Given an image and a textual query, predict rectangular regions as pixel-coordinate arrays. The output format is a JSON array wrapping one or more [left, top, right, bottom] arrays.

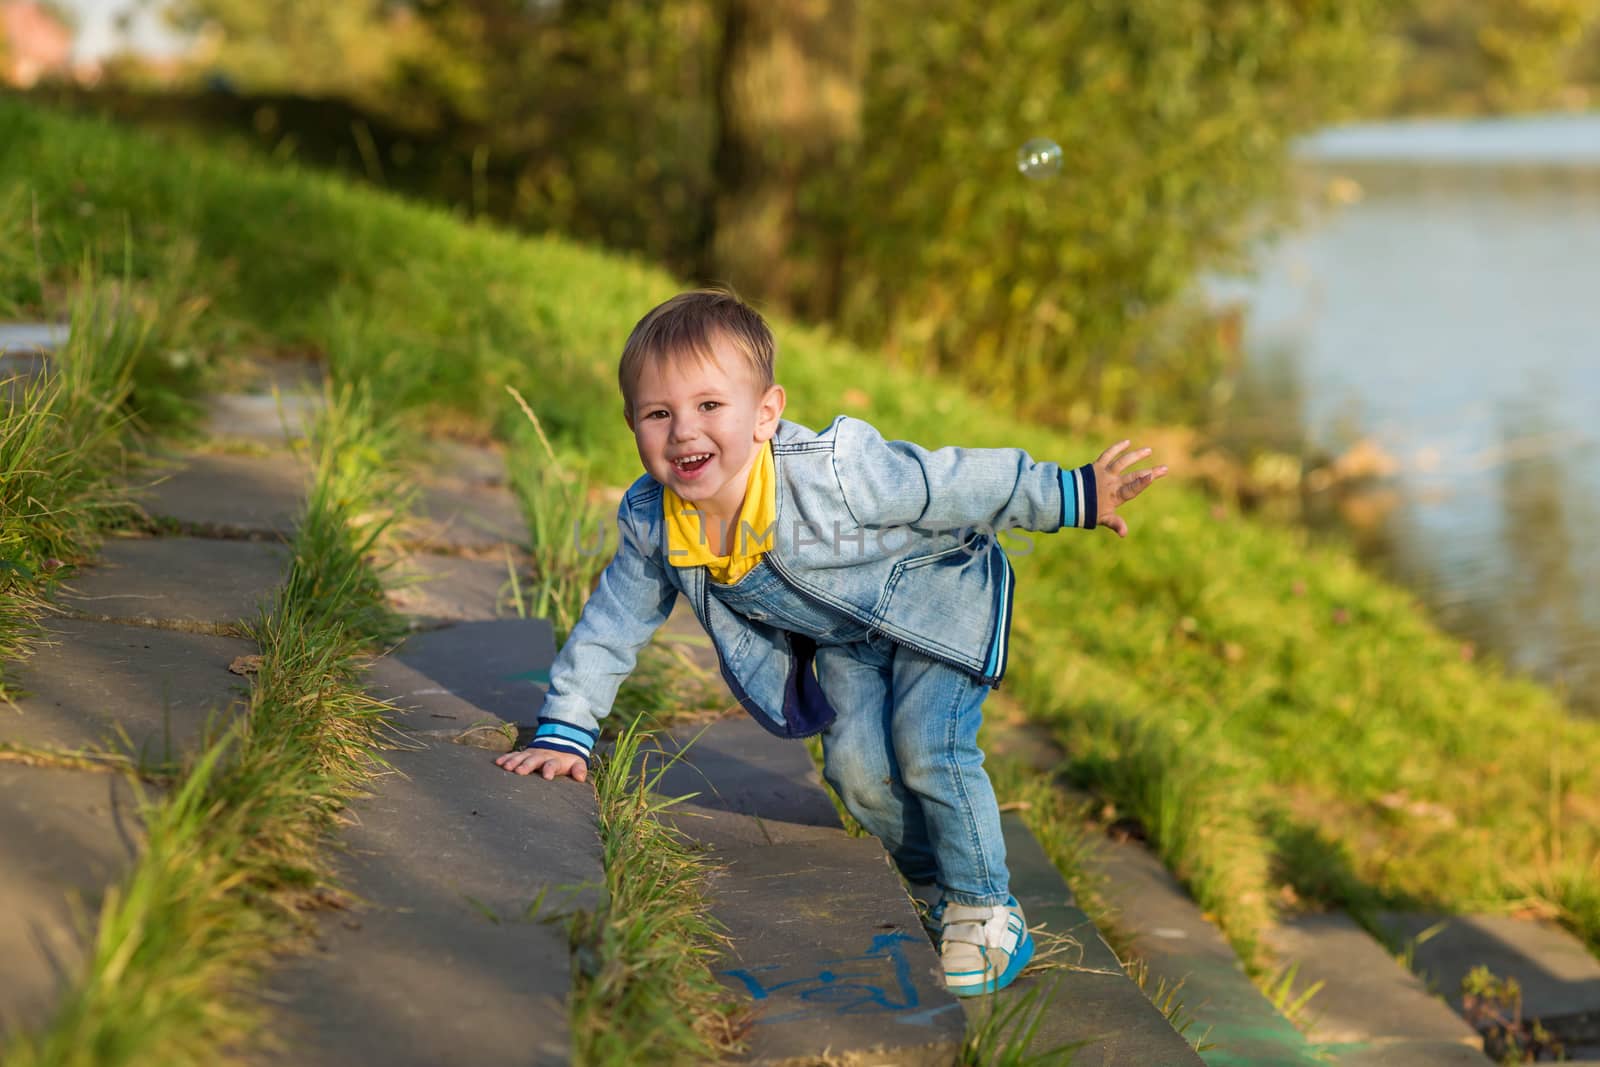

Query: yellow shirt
[[663, 442, 777, 585]]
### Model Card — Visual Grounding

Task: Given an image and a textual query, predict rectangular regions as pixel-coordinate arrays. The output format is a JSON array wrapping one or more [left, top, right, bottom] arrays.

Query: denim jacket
[[526, 415, 1098, 762]]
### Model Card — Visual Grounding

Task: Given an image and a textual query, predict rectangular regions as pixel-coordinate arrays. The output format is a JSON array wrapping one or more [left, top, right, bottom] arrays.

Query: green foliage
[[811, 0, 1393, 424], [0, 249, 206, 696], [1389, 0, 1600, 112], [80, 1, 1398, 426]]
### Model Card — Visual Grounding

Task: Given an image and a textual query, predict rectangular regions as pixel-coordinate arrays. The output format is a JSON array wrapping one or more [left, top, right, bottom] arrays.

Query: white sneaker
[[939, 896, 1034, 996]]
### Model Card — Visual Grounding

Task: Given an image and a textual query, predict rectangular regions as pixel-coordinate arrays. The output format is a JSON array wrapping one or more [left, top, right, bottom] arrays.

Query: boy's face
[[626, 335, 786, 520]]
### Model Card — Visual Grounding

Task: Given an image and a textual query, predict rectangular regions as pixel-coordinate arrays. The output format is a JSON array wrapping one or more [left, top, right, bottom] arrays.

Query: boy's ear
[[621, 401, 635, 431], [754, 384, 786, 442]]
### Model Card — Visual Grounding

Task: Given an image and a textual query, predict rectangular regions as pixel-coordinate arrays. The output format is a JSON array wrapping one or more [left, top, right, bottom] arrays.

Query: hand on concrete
[[494, 748, 588, 783], [1091, 440, 1169, 538]]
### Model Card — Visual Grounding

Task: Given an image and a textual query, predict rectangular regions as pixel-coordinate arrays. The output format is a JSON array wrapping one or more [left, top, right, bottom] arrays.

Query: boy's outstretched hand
[[1092, 440, 1169, 538], [495, 748, 588, 783]]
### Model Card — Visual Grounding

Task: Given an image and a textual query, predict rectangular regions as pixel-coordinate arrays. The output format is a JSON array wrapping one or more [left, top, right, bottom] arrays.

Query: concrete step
[[201, 360, 325, 445], [1264, 914, 1490, 1066], [964, 813, 1204, 1065], [55, 536, 288, 635], [0, 763, 143, 1039], [400, 480, 527, 554], [201, 392, 322, 444], [264, 614, 595, 1067], [383, 552, 526, 629], [135, 448, 310, 539], [649, 716, 965, 1064], [1378, 912, 1600, 1061], [431, 439, 509, 489], [264, 738, 601, 1067], [0, 617, 254, 761], [1086, 835, 1325, 1067], [364, 618, 556, 733], [0, 322, 67, 354]]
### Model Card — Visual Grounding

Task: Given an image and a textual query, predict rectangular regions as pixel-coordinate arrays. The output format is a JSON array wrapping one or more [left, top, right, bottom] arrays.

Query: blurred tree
[[701, 0, 860, 312], [797, 0, 1396, 422], [1390, 0, 1600, 112], [126, 0, 1408, 425], [158, 0, 447, 113]]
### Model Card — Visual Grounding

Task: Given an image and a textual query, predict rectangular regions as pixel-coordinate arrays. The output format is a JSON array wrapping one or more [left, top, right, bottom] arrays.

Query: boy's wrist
[[526, 716, 598, 763], [1059, 464, 1098, 530]]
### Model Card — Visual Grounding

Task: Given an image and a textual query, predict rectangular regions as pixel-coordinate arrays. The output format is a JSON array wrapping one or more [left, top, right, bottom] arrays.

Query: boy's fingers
[[1096, 439, 1132, 465], [1107, 446, 1153, 475], [572, 764, 588, 783], [1103, 515, 1129, 538]]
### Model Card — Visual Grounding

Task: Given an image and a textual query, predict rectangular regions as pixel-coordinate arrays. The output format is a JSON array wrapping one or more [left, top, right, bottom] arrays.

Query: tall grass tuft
[[569, 719, 745, 1066], [505, 384, 609, 639], [1, 385, 405, 1066], [0, 270, 194, 696]]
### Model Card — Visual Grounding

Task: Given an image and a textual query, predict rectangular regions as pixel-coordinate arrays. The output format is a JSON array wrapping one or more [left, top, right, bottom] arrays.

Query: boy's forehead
[[636, 344, 755, 395]]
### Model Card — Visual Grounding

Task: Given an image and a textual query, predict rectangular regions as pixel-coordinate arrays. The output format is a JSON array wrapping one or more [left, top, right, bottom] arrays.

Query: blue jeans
[[710, 561, 1011, 907]]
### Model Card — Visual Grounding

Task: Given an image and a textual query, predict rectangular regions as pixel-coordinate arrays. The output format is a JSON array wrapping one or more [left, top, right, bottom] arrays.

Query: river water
[[1213, 114, 1600, 714]]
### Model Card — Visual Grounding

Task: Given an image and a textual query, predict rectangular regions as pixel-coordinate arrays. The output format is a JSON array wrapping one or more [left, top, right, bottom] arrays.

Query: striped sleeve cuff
[[526, 716, 598, 762], [1059, 464, 1098, 530]]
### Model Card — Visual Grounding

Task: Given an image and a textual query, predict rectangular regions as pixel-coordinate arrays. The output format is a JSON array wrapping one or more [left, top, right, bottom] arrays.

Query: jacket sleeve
[[526, 494, 678, 763], [830, 416, 1098, 534]]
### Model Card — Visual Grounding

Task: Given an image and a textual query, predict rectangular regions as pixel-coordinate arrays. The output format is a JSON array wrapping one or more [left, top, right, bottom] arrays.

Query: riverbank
[[1214, 125, 1600, 717], [2, 98, 1596, 973]]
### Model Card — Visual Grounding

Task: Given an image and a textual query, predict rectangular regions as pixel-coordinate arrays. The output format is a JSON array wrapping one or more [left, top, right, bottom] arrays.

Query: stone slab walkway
[[1379, 912, 1600, 1060], [0, 764, 143, 1039], [0, 322, 67, 353], [0, 618, 253, 759], [264, 465, 599, 1064], [384, 552, 524, 628], [1087, 835, 1324, 1067], [0, 369, 307, 1043], [141, 450, 310, 538], [56, 536, 288, 634], [967, 813, 1205, 1066], [265, 739, 600, 1067], [401, 481, 527, 554], [649, 716, 966, 1065], [364, 618, 556, 731], [1265, 914, 1489, 1066]]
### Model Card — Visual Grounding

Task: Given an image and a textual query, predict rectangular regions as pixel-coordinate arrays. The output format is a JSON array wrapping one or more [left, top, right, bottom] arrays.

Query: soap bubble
[[1016, 138, 1063, 181]]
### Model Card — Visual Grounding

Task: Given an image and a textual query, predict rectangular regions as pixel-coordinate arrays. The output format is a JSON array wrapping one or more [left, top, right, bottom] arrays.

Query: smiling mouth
[[672, 453, 712, 473]]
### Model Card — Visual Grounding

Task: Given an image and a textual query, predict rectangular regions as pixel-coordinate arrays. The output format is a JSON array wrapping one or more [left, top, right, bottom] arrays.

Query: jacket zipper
[[762, 551, 1002, 686]]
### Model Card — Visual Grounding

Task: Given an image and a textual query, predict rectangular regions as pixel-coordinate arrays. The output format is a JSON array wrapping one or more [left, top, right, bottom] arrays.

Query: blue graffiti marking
[[720, 931, 922, 1023], [503, 668, 551, 685]]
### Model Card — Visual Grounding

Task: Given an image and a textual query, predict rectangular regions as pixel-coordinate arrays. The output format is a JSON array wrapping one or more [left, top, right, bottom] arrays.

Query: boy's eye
[[700, 401, 721, 412]]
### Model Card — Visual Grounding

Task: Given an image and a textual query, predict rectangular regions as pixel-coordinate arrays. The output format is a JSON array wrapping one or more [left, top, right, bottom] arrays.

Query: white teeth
[[673, 453, 711, 467]]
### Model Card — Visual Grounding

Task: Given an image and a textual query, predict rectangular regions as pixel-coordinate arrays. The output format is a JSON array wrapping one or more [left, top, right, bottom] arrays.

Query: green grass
[[570, 719, 745, 1065], [0, 255, 206, 697], [1, 389, 402, 1066], [2, 96, 1598, 982]]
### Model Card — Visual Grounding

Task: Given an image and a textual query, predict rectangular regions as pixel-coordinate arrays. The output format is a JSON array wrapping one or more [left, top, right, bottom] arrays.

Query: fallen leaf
[[228, 655, 264, 676]]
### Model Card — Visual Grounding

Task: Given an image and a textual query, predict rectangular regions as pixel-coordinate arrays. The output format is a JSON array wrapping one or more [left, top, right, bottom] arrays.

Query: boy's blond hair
[[619, 288, 775, 417]]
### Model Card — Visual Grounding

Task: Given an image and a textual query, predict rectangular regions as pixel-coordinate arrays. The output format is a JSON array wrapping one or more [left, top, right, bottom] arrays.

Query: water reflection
[[1218, 128, 1600, 715]]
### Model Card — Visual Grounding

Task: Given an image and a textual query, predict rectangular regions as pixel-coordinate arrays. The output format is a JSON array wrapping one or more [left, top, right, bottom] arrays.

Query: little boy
[[495, 289, 1166, 995]]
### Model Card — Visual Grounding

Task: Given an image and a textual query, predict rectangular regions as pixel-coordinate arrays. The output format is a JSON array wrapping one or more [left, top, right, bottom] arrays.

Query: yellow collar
[[663, 442, 776, 584]]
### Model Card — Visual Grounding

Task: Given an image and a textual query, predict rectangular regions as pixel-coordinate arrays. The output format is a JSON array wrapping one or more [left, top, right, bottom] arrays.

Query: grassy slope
[[2, 99, 1595, 963]]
